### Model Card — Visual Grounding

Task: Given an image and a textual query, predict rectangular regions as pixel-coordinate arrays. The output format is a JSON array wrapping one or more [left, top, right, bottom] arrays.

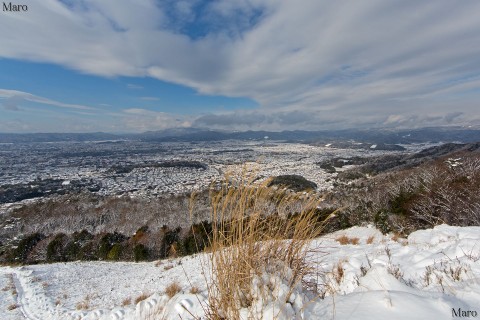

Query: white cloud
[[2, 1, 480, 130], [0, 89, 95, 110], [121, 108, 192, 131]]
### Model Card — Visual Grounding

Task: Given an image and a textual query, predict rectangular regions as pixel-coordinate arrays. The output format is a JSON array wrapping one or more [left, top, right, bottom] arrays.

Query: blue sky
[[0, 59, 257, 113], [1, 1, 480, 133], [0, 59, 257, 132]]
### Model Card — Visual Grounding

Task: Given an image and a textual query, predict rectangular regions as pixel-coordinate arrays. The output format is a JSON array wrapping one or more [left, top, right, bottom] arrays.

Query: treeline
[[0, 191, 212, 241], [1, 223, 212, 265], [1, 207, 337, 265]]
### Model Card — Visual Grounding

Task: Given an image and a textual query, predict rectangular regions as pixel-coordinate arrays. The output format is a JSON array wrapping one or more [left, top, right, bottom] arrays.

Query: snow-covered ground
[[1, 224, 479, 319]]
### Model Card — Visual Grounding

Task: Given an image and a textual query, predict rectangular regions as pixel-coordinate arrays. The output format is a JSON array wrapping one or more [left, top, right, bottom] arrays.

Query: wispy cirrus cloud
[[0, 89, 95, 110]]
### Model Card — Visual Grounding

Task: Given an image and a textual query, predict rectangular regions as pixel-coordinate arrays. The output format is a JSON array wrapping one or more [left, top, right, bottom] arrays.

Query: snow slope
[[1, 224, 479, 319]]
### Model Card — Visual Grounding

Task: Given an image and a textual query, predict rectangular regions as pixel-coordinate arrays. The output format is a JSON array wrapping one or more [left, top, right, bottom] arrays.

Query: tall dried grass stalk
[[204, 173, 334, 319]]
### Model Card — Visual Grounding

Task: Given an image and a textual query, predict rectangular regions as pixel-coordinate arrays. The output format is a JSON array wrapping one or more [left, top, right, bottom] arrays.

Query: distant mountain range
[[1, 126, 480, 145]]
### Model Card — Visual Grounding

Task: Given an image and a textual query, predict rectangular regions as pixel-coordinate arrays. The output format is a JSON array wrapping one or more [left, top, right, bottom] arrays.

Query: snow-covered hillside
[[1, 224, 479, 319]]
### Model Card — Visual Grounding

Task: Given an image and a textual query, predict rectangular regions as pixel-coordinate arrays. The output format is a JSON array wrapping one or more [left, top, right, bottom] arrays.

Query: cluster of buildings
[[0, 140, 413, 206]]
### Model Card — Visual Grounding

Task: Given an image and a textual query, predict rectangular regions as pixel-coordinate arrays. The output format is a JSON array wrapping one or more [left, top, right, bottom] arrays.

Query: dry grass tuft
[[165, 282, 182, 298], [134, 292, 150, 305], [202, 173, 334, 319], [391, 233, 402, 242], [366, 236, 375, 244], [7, 303, 18, 311], [121, 297, 131, 306], [190, 286, 200, 294], [336, 235, 350, 245], [350, 237, 360, 245], [334, 261, 345, 284], [76, 300, 89, 310], [336, 235, 360, 245]]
